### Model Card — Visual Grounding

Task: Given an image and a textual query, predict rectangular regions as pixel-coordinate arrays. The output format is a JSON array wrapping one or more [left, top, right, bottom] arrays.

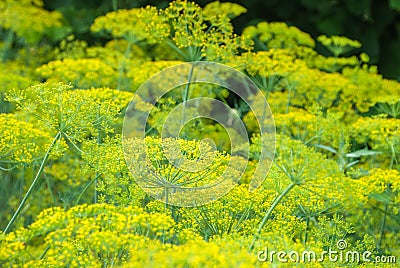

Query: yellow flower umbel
[[0, 0, 65, 44], [351, 116, 400, 169], [318, 35, 361, 57], [243, 21, 315, 49], [0, 113, 53, 164], [6, 82, 131, 142], [158, 0, 252, 62], [0, 204, 176, 267], [123, 136, 244, 206], [92, 0, 252, 63], [36, 59, 118, 89], [82, 135, 146, 207], [91, 6, 168, 45]]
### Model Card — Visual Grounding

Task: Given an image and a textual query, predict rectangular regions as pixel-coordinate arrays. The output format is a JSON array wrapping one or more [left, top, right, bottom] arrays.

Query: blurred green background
[[44, 0, 400, 80]]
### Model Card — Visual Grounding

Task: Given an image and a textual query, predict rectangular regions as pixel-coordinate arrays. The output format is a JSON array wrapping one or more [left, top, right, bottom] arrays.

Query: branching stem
[[4, 132, 61, 233], [249, 182, 296, 251]]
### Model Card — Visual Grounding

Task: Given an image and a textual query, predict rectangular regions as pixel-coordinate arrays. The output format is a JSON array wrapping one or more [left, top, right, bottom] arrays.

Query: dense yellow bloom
[[87, 39, 149, 69], [289, 65, 353, 110], [318, 35, 361, 57], [243, 21, 315, 49], [0, 62, 35, 95], [350, 116, 400, 169], [242, 50, 307, 79], [1, 1, 400, 266], [82, 135, 146, 207], [308, 54, 360, 72], [202, 1, 247, 19], [124, 239, 257, 267], [0, 204, 176, 267], [177, 183, 276, 238], [127, 60, 184, 91], [0, 0, 64, 44], [0, 113, 52, 163], [359, 168, 400, 197], [342, 66, 400, 112], [154, 0, 253, 62], [318, 35, 361, 48], [6, 83, 132, 141], [123, 136, 245, 206], [36, 58, 118, 89], [91, 6, 169, 44]]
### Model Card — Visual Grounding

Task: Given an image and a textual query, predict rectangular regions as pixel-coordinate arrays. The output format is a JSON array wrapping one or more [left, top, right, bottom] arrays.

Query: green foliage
[[0, 1, 399, 267]]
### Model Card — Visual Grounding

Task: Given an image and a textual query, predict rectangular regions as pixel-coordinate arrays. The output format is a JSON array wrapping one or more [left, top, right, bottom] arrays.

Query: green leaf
[[389, 0, 400, 11], [345, 149, 382, 158], [369, 192, 393, 204], [314, 144, 338, 154], [47, 26, 72, 42], [345, 160, 359, 169]]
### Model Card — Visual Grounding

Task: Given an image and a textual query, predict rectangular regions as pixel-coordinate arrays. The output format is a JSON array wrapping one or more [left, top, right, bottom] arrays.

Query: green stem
[[94, 130, 102, 203], [180, 63, 195, 128], [285, 79, 293, 115], [117, 41, 133, 90], [183, 63, 195, 106], [389, 143, 397, 169], [249, 182, 296, 251], [1, 30, 14, 62], [112, 0, 118, 11], [3, 132, 61, 233], [378, 202, 389, 250], [62, 133, 84, 154], [164, 186, 169, 210], [304, 217, 309, 245], [39, 244, 50, 260], [45, 174, 56, 205], [74, 174, 101, 206]]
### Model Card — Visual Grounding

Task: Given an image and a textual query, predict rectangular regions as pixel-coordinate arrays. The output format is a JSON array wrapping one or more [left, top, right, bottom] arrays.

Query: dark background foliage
[[44, 0, 400, 80]]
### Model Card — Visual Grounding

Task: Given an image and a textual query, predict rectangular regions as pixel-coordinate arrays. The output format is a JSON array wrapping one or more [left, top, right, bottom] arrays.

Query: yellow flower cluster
[[6, 83, 132, 141], [318, 35, 361, 57], [308, 54, 360, 72], [350, 116, 400, 168], [123, 136, 244, 206], [202, 1, 247, 19], [342, 66, 400, 112], [127, 60, 184, 91], [0, 0, 64, 44], [242, 50, 307, 79], [177, 183, 276, 238], [35, 58, 118, 89], [154, 0, 253, 62], [86, 39, 148, 69], [0, 204, 176, 267], [82, 135, 146, 207], [1, 0, 400, 265], [359, 168, 400, 197], [0, 62, 35, 94], [124, 239, 256, 268], [318, 35, 361, 48], [0, 113, 51, 163], [243, 21, 316, 49], [91, 6, 169, 44], [53, 35, 88, 60]]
